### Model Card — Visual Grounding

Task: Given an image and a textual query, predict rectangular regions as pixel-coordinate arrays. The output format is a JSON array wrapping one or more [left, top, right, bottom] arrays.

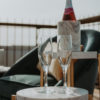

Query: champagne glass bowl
[[57, 34, 72, 94], [38, 34, 53, 94]]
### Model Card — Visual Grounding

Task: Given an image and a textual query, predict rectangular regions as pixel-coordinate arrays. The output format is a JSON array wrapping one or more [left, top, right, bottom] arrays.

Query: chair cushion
[[0, 74, 57, 100], [0, 75, 40, 99], [0, 75, 40, 86]]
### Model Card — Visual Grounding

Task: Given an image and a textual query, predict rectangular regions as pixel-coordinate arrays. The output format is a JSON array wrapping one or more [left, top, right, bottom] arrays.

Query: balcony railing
[[0, 15, 100, 66]]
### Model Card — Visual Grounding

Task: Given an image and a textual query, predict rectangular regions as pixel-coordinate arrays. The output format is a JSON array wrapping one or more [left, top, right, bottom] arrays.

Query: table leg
[[88, 94, 93, 100], [11, 95, 16, 100], [70, 59, 75, 87], [67, 59, 76, 87]]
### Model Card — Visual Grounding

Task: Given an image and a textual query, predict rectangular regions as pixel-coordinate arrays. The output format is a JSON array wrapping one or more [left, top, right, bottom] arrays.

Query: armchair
[[50, 29, 99, 100], [0, 47, 57, 100], [74, 29, 100, 99], [74, 30, 99, 94]]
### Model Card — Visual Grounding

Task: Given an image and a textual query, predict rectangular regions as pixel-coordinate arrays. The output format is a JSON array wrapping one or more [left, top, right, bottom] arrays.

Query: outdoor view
[[0, 0, 100, 46]]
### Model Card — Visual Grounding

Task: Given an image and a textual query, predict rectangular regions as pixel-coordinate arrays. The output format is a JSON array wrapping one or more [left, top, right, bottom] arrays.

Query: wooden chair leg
[[40, 67, 44, 87], [68, 59, 77, 87], [88, 94, 93, 100], [11, 95, 16, 100], [70, 59, 75, 87], [67, 64, 71, 87], [37, 62, 44, 87]]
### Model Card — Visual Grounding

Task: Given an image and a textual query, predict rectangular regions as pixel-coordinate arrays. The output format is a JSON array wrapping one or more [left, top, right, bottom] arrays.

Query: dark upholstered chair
[[74, 30, 99, 95], [0, 47, 57, 100], [4, 47, 40, 76], [56, 30, 99, 96], [0, 29, 99, 100], [51, 29, 99, 96]]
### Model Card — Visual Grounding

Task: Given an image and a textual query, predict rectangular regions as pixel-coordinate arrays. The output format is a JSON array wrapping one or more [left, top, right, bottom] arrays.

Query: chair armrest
[[80, 45, 84, 51]]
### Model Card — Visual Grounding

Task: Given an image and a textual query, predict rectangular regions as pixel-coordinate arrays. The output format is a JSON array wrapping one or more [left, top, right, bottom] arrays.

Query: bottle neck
[[63, 0, 76, 20], [65, 0, 73, 9]]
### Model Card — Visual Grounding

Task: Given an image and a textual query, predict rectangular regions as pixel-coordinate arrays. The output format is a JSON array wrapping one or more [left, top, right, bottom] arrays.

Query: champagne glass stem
[[62, 66, 68, 88], [44, 66, 49, 88]]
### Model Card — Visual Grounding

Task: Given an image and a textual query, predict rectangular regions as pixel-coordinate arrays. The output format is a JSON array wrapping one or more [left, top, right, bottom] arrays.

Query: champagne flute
[[38, 33, 53, 93], [57, 34, 72, 94]]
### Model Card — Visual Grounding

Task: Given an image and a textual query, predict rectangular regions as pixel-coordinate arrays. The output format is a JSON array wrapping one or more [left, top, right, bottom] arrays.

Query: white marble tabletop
[[16, 87, 88, 100]]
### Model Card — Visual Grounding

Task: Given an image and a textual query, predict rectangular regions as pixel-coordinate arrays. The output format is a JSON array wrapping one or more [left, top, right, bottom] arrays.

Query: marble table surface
[[16, 87, 88, 100]]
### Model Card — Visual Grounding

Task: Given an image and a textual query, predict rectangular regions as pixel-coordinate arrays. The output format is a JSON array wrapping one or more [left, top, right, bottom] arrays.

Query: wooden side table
[[68, 51, 97, 87], [40, 51, 97, 86], [40, 51, 98, 100], [68, 51, 98, 100]]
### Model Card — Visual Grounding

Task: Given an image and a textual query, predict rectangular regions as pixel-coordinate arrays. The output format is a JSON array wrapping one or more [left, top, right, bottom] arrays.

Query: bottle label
[[64, 8, 73, 15]]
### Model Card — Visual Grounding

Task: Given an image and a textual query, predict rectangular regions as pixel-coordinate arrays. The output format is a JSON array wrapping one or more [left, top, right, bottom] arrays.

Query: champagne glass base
[[58, 87, 73, 94], [38, 87, 55, 94]]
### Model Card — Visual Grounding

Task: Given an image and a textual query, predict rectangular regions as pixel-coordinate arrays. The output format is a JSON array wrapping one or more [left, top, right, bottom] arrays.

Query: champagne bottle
[[63, 0, 76, 20]]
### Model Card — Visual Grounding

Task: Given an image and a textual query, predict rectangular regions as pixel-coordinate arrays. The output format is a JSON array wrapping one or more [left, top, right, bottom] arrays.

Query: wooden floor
[[93, 89, 100, 100]]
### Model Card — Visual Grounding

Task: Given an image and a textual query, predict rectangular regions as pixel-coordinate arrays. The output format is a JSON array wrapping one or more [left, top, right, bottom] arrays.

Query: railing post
[[21, 19, 23, 57], [36, 28, 38, 46], [98, 23, 100, 32], [13, 19, 16, 64], [6, 21, 8, 66]]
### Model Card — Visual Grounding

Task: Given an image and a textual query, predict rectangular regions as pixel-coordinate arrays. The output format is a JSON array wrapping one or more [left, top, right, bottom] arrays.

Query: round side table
[[16, 87, 88, 100]]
